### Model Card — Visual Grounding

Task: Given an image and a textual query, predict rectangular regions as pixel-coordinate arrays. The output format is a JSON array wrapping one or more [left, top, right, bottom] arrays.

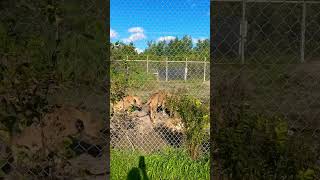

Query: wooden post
[[184, 57, 188, 82], [166, 57, 168, 82], [204, 57, 207, 82]]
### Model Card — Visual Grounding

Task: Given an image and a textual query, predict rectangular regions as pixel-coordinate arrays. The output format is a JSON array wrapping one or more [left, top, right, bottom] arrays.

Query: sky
[[110, 0, 210, 53]]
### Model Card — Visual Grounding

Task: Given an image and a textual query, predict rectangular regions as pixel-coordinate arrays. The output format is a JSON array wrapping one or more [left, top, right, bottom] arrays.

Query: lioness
[[164, 116, 185, 132], [113, 95, 142, 114], [146, 90, 172, 123]]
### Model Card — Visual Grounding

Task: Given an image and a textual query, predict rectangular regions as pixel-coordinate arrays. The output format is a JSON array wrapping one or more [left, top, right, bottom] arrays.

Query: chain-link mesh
[[0, 0, 109, 179], [212, 0, 320, 179], [110, 0, 210, 179]]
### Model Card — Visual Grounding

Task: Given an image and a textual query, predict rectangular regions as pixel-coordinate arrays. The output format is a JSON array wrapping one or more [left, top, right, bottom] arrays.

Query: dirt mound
[[6, 106, 106, 178], [11, 106, 103, 154], [111, 101, 185, 153]]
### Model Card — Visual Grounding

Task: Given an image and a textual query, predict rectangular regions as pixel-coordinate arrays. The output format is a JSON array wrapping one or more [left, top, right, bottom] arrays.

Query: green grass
[[111, 148, 210, 180], [127, 80, 210, 103]]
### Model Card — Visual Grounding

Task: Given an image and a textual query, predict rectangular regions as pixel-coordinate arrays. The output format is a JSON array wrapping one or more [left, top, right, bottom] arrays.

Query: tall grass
[[111, 148, 210, 180]]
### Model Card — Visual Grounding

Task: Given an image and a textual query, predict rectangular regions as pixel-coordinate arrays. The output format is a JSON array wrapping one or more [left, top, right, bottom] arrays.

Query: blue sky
[[110, 0, 210, 53]]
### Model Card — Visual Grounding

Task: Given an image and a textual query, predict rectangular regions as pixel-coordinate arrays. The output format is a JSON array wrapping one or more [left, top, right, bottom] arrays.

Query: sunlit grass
[[111, 148, 210, 180]]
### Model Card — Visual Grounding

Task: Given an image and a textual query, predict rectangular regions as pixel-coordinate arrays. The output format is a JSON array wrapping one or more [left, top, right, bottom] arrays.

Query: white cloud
[[128, 27, 144, 33], [122, 33, 146, 43], [110, 28, 118, 39], [157, 36, 176, 42], [192, 37, 207, 44], [135, 48, 143, 54]]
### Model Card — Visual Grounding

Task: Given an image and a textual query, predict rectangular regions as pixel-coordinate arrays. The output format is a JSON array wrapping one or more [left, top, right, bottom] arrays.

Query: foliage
[[0, 0, 107, 177], [110, 35, 210, 61], [0, 0, 107, 135], [111, 41, 138, 60], [215, 113, 319, 179], [0, 0, 107, 86], [0, 60, 50, 137], [166, 94, 210, 160], [111, 148, 209, 180], [0, 0, 107, 131], [298, 169, 316, 180], [110, 59, 156, 103]]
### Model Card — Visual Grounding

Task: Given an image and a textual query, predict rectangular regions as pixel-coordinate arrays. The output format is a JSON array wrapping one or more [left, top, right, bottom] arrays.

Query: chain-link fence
[[0, 1, 109, 179], [211, 0, 320, 179], [111, 57, 210, 97], [110, 58, 210, 149], [110, 0, 210, 179], [2, 0, 319, 179]]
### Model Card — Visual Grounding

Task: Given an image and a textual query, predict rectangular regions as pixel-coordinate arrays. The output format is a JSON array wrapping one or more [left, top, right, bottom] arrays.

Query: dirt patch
[[2, 105, 107, 179], [110, 92, 187, 153]]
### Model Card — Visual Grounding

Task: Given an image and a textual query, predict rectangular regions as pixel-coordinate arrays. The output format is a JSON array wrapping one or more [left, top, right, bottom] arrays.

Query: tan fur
[[113, 95, 142, 113], [146, 90, 171, 123], [164, 116, 184, 132]]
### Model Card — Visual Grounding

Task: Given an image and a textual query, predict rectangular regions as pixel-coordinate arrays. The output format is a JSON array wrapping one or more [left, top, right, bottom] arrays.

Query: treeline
[[111, 35, 209, 61]]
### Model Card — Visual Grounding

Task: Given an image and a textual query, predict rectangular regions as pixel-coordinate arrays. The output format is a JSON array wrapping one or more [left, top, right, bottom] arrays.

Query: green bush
[[167, 94, 210, 160], [216, 113, 319, 179], [110, 60, 156, 102]]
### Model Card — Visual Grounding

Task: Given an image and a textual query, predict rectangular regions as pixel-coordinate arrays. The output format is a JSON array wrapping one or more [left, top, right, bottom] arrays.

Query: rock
[[135, 115, 153, 134], [130, 110, 148, 117]]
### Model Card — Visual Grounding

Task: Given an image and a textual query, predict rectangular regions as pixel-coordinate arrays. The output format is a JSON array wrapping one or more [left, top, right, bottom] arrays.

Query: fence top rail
[[111, 59, 210, 63], [212, 0, 320, 3]]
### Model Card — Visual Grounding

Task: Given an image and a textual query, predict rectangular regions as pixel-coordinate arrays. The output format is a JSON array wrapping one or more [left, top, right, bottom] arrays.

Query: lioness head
[[131, 96, 142, 110]]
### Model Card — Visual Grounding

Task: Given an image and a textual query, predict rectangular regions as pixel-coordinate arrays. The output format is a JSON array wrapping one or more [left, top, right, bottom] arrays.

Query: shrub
[[167, 94, 210, 160], [110, 60, 155, 103], [215, 113, 319, 179]]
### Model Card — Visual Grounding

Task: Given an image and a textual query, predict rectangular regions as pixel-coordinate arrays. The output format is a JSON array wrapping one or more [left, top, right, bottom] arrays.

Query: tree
[[143, 35, 209, 60], [111, 41, 137, 60], [194, 39, 210, 59]]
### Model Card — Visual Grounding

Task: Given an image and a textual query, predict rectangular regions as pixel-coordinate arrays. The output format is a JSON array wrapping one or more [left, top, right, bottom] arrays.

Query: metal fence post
[[125, 56, 129, 85], [146, 55, 149, 73], [166, 57, 168, 82], [184, 57, 188, 81], [204, 57, 207, 82], [300, 2, 306, 63], [241, 0, 247, 64]]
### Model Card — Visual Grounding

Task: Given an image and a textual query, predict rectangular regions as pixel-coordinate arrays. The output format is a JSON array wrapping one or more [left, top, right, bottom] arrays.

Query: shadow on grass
[[127, 156, 149, 180]]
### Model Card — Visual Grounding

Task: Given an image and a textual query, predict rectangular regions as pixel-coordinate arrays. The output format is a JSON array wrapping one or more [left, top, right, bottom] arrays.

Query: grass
[[111, 148, 210, 180], [127, 80, 210, 103]]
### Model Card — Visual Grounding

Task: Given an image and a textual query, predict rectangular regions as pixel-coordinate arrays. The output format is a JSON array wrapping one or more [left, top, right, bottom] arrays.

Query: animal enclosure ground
[[126, 80, 210, 102]]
